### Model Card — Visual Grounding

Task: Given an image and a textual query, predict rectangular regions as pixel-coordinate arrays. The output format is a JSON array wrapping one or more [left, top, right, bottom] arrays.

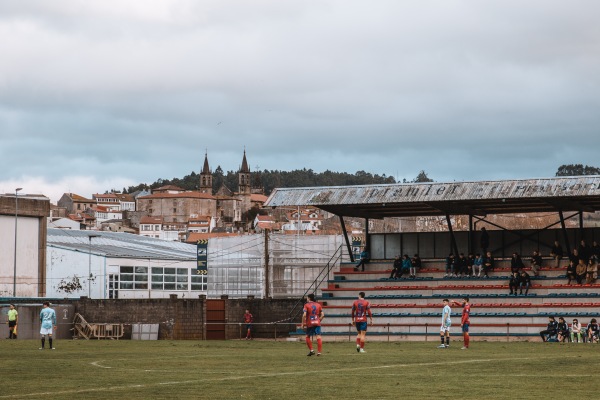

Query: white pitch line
[[0, 355, 579, 399]]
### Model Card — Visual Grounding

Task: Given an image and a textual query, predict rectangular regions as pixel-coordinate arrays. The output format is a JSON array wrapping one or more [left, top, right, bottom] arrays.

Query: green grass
[[0, 339, 598, 399]]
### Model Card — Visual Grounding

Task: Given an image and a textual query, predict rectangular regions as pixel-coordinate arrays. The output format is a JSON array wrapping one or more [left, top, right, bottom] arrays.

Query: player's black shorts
[[8, 321, 16, 328]]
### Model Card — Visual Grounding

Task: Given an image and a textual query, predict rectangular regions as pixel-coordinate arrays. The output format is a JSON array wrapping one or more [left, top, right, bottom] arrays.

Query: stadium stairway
[[292, 258, 600, 342]]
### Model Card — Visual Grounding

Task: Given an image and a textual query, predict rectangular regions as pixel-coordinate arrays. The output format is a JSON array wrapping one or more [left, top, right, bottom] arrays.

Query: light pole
[[88, 234, 100, 298], [13, 188, 22, 297]]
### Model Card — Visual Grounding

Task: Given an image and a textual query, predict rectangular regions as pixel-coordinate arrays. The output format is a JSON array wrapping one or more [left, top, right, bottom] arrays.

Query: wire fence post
[[348, 322, 352, 342], [425, 323, 428, 341], [506, 323, 510, 342]]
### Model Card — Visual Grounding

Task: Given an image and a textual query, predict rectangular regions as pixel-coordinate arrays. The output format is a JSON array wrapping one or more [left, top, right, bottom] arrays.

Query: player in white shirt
[[438, 299, 452, 348]]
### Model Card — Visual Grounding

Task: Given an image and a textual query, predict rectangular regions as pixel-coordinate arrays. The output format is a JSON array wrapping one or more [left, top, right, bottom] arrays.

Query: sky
[[1, 0, 599, 203]]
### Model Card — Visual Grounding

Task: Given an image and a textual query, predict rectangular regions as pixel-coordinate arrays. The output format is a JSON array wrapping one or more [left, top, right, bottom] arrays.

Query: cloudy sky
[[1, 0, 599, 203]]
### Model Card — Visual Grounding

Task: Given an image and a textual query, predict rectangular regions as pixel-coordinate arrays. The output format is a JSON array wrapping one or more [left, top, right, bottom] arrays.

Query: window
[[148, 208, 153, 213], [191, 273, 208, 291], [173, 208, 177, 213], [151, 267, 189, 290], [119, 266, 148, 290]]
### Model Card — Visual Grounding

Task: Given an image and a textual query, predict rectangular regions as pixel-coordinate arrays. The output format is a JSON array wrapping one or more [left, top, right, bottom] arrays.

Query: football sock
[[49, 338, 53, 348], [440, 336, 444, 344], [356, 338, 361, 346], [41, 337, 45, 348], [464, 334, 469, 347], [305, 337, 313, 350], [360, 340, 365, 349], [317, 338, 322, 353], [445, 337, 450, 346]]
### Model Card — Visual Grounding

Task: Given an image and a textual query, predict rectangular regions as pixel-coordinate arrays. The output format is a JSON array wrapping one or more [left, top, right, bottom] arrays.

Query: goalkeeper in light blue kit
[[438, 299, 452, 348], [39, 301, 57, 350]]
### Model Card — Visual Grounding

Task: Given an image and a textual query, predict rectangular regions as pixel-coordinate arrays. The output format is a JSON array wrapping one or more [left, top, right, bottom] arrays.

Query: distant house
[[139, 216, 163, 239], [188, 215, 215, 234], [93, 193, 121, 211], [58, 193, 95, 214], [48, 217, 82, 230], [253, 215, 278, 233], [281, 208, 323, 234]]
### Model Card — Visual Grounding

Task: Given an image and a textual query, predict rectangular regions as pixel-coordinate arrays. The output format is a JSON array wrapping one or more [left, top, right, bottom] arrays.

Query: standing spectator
[[510, 253, 525, 274], [302, 293, 324, 356], [39, 301, 57, 350], [539, 316, 558, 342], [455, 253, 468, 277], [389, 255, 402, 279], [578, 240, 590, 264], [354, 247, 370, 272], [437, 299, 452, 348], [566, 260, 577, 285], [480, 227, 490, 255], [576, 260, 587, 285], [591, 240, 600, 262], [482, 251, 494, 278], [570, 319, 583, 343], [451, 296, 471, 350], [586, 318, 599, 343], [530, 250, 543, 276], [472, 253, 484, 277], [509, 272, 520, 296], [351, 292, 373, 353], [444, 253, 455, 278], [243, 309, 253, 340], [586, 259, 598, 284], [557, 317, 570, 342], [411, 254, 422, 278], [6, 304, 18, 339], [550, 240, 563, 268], [519, 270, 531, 295]]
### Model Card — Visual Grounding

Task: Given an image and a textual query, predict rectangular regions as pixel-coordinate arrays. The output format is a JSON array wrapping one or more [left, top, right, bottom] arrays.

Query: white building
[[46, 229, 207, 299]]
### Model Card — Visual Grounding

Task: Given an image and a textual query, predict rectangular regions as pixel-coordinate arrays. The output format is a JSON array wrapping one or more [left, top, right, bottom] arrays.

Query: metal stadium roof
[[264, 176, 600, 219], [47, 229, 196, 260]]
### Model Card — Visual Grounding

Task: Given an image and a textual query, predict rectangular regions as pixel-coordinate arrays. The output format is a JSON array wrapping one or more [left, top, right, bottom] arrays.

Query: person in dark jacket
[[568, 249, 579, 266], [410, 254, 421, 278], [445, 253, 455, 278], [389, 255, 402, 279], [566, 260, 577, 285], [539, 316, 558, 342], [354, 248, 370, 272], [482, 251, 494, 278], [400, 254, 412, 279], [592, 240, 600, 262], [511, 253, 525, 274], [578, 240, 590, 264], [586, 318, 599, 343], [455, 253, 468, 277], [530, 250, 543, 276], [466, 253, 475, 277], [550, 240, 563, 268], [509, 272, 520, 296], [557, 317, 570, 342], [519, 270, 531, 295], [480, 227, 490, 255]]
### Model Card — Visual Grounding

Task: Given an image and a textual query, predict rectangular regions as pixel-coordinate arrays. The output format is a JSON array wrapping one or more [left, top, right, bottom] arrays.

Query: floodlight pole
[[13, 188, 22, 297], [88, 234, 99, 298]]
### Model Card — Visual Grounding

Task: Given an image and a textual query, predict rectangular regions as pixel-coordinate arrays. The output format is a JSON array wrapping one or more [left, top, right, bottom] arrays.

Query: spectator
[[539, 316, 558, 342], [586, 259, 598, 284], [354, 247, 370, 272], [570, 318, 582, 343], [466, 253, 474, 277], [389, 255, 402, 279], [444, 253, 455, 278], [480, 227, 490, 255], [482, 251, 494, 278], [566, 260, 577, 285], [568, 249, 579, 266], [592, 240, 600, 262], [509, 272, 520, 296], [576, 260, 587, 285], [472, 253, 483, 277], [410, 254, 421, 279], [529, 250, 542, 276], [550, 240, 563, 268], [586, 318, 599, 343], [455, 253, 468, 277], [557, 317, 570, 342], [578, 240, 590, 264], [519, 270, 531, 295], [511, 253, 525, 274], [243, 309, 253, 340], [401, 254, 412, 279]]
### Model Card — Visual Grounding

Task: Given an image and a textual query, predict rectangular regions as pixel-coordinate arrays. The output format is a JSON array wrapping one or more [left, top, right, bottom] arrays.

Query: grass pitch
[[0, 339, 597, 399]]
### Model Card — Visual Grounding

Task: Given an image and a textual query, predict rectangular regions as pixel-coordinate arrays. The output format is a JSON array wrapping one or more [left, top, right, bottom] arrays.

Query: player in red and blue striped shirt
[[302, 293, 324, 356], [452, 296, 471, 350], [351, 292, 373, 353]]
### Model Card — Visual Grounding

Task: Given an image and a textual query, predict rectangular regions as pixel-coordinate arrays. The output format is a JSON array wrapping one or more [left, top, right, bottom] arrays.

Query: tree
[[413, 170, 434, 182], [555, 164, 600, 177]]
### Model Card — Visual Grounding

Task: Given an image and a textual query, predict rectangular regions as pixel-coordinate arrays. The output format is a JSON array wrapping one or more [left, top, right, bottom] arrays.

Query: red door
[[206, 300, 226, 340]]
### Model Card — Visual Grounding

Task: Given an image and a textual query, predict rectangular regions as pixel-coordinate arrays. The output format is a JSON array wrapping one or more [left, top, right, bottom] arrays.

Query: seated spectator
[[576, 260, 587, 285], [444, 253, 455, 278], [566, 260, 577, 285], [465, 253, 474, 277], [519, 270, 531, 295], [592, 240, 600, 262], [587, 319, 599, 343], [509, 272, 520, 296], [511, 253, 525, 274], [539, 316, 558, 342], [586, 259, 598, 284], [472, 253, 483, 277], [578, 240, 590, 264], [400, 254, 412, 279], [570, 319, 582, 343], [568, 249, 579, 266], [557, 317, 570, 342], [411, 254, 421, 278], [530, 250, 542, 276], [354, 247, 370, 272], [482, 251, 494, 278], [550, 240, 563, 268], [389, 255, 402, 279], [455, 253, 468, 277]]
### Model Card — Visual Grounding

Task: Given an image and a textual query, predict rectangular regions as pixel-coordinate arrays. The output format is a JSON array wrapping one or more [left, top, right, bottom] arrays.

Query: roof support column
[[365, 218, 370, 254], [559, 211, 571, 256], [445, 214, 459, 257], [579, 212, 584, 240], [338, 215, 354, 262], [468, 215, 473, 255]]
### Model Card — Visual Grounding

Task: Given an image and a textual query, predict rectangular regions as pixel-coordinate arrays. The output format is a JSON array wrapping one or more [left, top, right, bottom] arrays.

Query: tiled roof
[[250, 194, 268, 202], [153, 185, 185, 192], [140, 216, 163, 224], [185, 232, 241, 243], [67, 193, 94, 202], [138, 192, 216, 200]]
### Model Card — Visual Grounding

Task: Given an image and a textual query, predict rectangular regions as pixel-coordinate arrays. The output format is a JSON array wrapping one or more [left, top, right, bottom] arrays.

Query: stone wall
[[224, 297, 300, 340]]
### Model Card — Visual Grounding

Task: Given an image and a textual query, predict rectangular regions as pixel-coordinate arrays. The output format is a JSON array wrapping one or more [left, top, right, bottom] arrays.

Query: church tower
[[238, 150, 251, 196], [199, 151, 213, 194]]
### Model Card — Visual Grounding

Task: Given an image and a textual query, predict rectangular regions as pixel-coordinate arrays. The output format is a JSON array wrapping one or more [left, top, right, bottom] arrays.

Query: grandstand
[[300, 257, 599, 341]]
